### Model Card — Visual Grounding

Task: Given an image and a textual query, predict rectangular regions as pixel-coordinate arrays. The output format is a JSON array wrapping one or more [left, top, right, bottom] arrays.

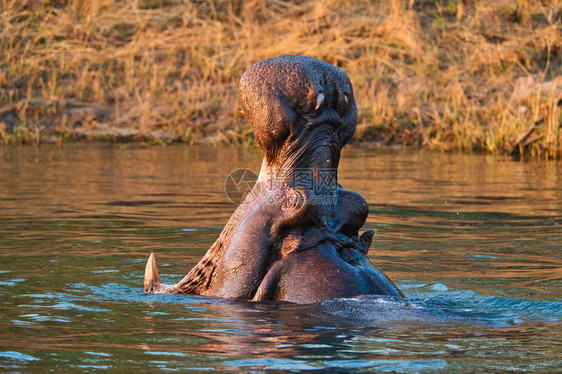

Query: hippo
[[144, 55, 403, 303]]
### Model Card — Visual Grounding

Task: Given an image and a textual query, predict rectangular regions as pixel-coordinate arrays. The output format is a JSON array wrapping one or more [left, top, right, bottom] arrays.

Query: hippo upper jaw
[[239, 55, 357, 172]]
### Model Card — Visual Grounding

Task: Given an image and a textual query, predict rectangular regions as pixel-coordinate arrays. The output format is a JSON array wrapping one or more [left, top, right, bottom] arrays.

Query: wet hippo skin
[[144, 55, 404, 303]]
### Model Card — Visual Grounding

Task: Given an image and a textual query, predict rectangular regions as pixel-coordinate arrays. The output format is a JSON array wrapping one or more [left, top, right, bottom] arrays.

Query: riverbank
[[1, 0, 560, 157]]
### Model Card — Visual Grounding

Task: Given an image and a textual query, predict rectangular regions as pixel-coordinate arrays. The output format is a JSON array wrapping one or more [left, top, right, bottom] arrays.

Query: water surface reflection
[[0, 144, 560, 372]]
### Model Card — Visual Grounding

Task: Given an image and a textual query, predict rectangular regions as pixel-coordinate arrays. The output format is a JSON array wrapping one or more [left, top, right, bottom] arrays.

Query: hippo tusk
[[144, 252, 159, 292], [315, 92, 325, 111]]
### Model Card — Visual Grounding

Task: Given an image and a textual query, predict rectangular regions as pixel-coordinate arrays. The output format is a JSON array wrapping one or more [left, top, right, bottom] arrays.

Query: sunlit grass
[[0, 0, 560, 157]]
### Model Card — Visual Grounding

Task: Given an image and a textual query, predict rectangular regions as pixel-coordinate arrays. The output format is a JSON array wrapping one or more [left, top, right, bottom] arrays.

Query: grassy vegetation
[[0, 0, 560, 157]]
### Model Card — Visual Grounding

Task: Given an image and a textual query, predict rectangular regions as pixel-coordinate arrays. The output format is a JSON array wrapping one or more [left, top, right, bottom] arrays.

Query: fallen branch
[[511, 96, 562, 155]]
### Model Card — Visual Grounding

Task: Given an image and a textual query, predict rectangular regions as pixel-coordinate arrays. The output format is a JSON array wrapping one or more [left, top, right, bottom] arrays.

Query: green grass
[[0, 0, 561, 157]]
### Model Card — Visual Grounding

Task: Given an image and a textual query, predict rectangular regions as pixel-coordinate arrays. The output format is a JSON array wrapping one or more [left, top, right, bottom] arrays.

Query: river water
[[0, 144, 560, 372]]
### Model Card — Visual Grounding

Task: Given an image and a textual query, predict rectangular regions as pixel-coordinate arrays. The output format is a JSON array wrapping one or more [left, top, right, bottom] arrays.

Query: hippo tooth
[[315, 92, 325, 111]]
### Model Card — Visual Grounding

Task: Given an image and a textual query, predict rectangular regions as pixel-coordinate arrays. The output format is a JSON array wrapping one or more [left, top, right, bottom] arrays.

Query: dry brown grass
[[0, 0, 561, 157]]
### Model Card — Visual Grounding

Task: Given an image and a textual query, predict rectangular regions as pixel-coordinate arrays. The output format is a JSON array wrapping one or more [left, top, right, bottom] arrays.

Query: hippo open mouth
[[144, 55, 403, 303]]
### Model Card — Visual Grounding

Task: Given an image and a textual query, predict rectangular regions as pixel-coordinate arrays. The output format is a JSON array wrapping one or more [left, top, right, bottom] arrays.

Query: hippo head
[[144, 56, 404, 302], [239, 56, 357, 177]]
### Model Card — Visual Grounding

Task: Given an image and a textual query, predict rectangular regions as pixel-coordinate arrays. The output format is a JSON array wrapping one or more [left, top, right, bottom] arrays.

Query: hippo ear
[[358, 230, 374, 254]]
